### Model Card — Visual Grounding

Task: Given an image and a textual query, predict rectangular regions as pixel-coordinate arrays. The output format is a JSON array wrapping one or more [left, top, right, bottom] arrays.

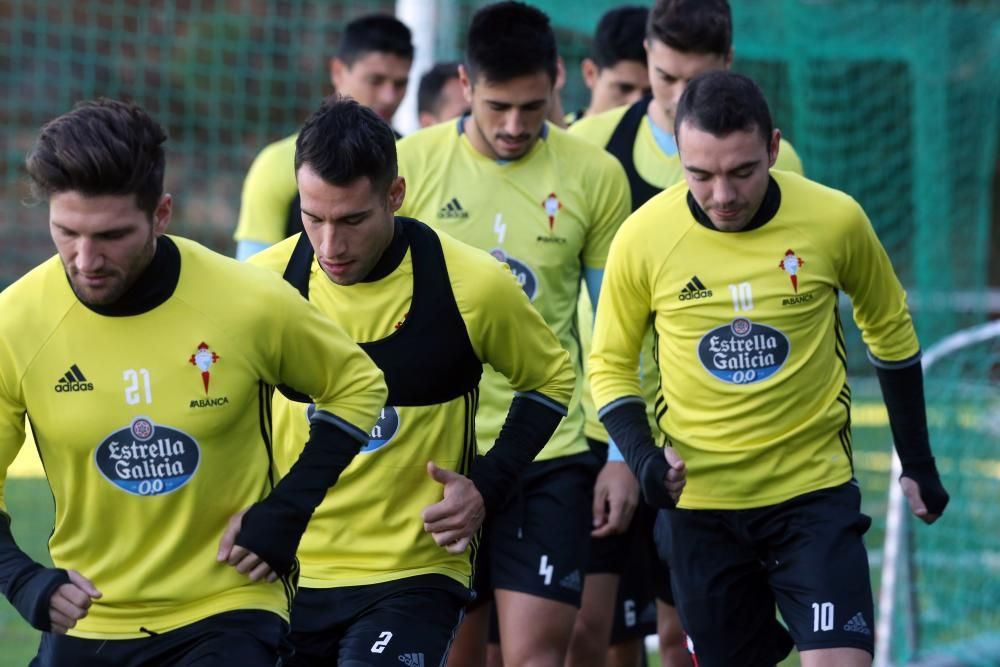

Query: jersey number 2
[[124, 368, 153, 405]]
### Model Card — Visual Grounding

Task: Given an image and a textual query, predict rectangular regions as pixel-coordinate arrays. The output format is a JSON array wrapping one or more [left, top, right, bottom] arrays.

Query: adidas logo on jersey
[[438, 197, 469, 219], [54, 364, 94, 392], [843, 612, 871, 635], [559, 569, 582, 592], [398, 652, 425, 667], [679, 276, 713, 301]]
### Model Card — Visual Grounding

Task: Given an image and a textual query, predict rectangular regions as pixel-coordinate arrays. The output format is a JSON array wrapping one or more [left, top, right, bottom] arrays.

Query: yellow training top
[[590, 171, 918, 509]]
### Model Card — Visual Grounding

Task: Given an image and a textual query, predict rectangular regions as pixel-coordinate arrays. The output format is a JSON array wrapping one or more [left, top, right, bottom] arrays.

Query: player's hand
[[591, 461, 639, 537], [662, 447, 686, 506], [48, 570, 101, 635], [422, 461, 486, 554], [900, 475, 948, 525], [217, 510, 279, 583]]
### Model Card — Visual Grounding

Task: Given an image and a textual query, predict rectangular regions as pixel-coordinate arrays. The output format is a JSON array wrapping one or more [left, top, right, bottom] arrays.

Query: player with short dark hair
[[417, 62, 468, 128], [566, 6, 651, 126], [234, 14, 414, 261], [0, 98, 387, 666], [571, 3, 807, 664], [249, 95, 575, 667], [395, 4, 633, 666], [591, 70, 950, 667]]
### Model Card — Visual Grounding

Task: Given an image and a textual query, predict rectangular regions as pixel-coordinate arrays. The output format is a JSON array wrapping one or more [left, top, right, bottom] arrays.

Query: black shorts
[[662, 482, 874, 667], [472, 452, 599, 608], [285, 575, 467, 667], [31, 610, 285, 667]]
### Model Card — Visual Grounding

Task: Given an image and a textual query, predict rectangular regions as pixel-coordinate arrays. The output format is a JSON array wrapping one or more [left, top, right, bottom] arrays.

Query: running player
[[395, 3, 632, 665], [0, 98, 387, 666], [248, 96, 575, 666], [234, 14, 414, 260], [564, 6, 651, 126], [590, 70, 950, 667], [417, 62, 468, 128], [571, 2, 806, 664]]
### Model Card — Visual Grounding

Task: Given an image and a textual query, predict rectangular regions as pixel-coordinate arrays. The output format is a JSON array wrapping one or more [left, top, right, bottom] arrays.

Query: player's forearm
[[872, 353, 949, 514], [471, 392, 567, 512], [235, 412, 367, 575], [0, 512, 69, 630], [598, 399, 674, 507]]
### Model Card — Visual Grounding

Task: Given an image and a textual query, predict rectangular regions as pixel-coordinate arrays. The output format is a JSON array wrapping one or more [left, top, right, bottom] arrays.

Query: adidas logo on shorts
[[559, 569, 582, 592], [438, 197, 469, 219], [843, 612, 871, 635], [53, 364, 94, 392], [678, 276, 713, 301], [398, 652, 425, 667]]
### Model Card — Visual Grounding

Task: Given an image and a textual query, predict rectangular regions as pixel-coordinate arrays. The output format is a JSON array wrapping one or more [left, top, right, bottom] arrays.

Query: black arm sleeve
[[470, 394, 565, 513], [235, 413, 364, 576], [874, 359, 950, 515], [0, 512, 69, 631], [599, 399, 675, 508]]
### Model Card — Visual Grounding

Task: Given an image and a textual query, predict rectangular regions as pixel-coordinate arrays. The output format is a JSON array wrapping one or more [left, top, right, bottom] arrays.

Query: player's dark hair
[[418, 62, 461, 115], [337, 14, 414, 65], [296, 96, 397, 196], [25, 98, 167, 220], [674, 71, 773, 147], [592, 6, 649, 69], [465, 2, 558, 85], [647, 0, 731, 56]]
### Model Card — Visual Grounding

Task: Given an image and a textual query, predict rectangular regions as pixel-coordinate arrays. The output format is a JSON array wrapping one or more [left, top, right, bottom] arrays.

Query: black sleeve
[[598, 399, 675, 508], [874, 358, 949, 515], [0, 512, 69, 631], [235, 413, 364, 576], [469, 393, 565, 513]]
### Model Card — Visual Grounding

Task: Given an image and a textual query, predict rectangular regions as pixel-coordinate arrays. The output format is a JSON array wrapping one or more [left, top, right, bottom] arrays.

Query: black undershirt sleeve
[[0, 512, 69, 631], [234, 414, 364, 576], [469, 394, 565, 513], [874, 359, 950, 515], [598, 399, 676, 508]]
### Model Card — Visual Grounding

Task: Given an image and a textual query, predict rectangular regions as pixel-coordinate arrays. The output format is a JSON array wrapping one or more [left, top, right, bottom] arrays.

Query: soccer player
[[564, 6, 651, 126], [571, 2, 807, 664], [248, 96, 576, 666], [417, 62, 468, 128], [590, 70, 950, 667], [395, 3, 632, 665], [234, 14, 414, 260], [0, 99, 387, 665]]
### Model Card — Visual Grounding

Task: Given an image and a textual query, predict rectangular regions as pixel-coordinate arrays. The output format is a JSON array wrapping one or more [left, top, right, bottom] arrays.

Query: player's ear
[[329, 57, 345, 90], [768, 129, 781, 168], [724, 47, 735, 69], [387, 177, 406, 212], [457, 65, 474, 104], [152, 194, 172, 236], [581, 58, 599, 90]]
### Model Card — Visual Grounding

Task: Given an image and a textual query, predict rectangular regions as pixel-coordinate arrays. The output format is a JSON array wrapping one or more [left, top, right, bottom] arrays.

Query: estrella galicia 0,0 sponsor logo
[[490, 248, 539, 301], [94, 417, 200, 496], [362, 406, 400, 453], [697, 318, 790, 384]]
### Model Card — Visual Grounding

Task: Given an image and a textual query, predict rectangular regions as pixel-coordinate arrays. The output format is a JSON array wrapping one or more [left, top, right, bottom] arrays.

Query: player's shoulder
[[246, 234, 301, 275], [547, 124, 626, 180], [773, 170, 859, 214], [173, 235, 296, 301], [397, 119, 459, 158], [618, 180, 692, 245], [567, 104, 630, 147], [0, 255, 74, 339], [252, 132, 298, 165]]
